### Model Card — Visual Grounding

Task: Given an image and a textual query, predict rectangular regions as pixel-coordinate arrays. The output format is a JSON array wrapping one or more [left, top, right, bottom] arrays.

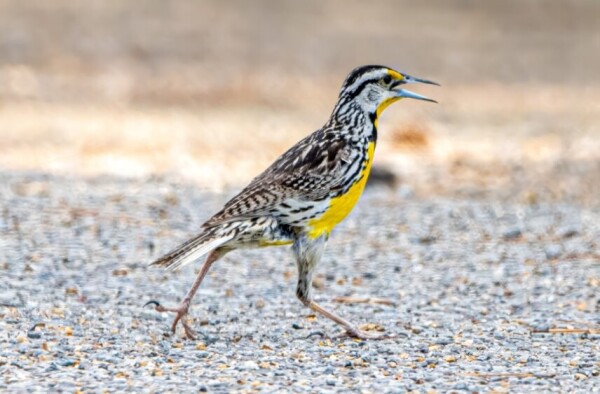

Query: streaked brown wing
[[205, 130, 349, 226]]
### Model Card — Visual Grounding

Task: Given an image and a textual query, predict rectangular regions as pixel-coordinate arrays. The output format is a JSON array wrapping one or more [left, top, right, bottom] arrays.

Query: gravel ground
[[0, 172, 598, 393]]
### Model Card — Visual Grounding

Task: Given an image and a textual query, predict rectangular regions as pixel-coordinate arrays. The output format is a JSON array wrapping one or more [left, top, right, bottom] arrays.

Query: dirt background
[[0, 0, 598, 205]]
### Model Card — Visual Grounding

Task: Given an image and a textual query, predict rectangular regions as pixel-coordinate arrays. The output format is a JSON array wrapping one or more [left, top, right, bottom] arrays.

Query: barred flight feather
[[150, 231, 234, 271]]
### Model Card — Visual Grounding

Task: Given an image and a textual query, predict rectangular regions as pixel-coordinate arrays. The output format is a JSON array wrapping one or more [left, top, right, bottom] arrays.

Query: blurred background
[[1, 0, 599, 204]]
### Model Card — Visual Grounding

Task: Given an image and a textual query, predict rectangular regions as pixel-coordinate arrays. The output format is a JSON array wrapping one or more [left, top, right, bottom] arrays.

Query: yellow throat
[[374, 97, 399, 129]]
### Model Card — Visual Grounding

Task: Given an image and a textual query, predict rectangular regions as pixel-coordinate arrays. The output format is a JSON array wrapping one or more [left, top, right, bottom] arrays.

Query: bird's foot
[[345, 327, 395, 340], [144, 300, 197, 340]]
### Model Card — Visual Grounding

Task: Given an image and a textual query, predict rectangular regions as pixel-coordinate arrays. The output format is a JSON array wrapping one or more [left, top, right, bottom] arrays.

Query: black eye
[[383, 75, 392, 84]]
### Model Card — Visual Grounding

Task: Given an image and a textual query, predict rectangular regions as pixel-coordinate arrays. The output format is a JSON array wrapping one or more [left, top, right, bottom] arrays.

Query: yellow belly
[[308, 142, 375, 238], [258, 239, 293, 247]]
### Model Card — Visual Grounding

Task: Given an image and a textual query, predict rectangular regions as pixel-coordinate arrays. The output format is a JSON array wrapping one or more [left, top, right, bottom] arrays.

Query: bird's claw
[[169, 308, 196, 339], [305, 330, 329, 340], [144, 300, 160, 308], [299, 328, 394, 341], [345, 328, 395, 340], [144, 299, 196, 339]]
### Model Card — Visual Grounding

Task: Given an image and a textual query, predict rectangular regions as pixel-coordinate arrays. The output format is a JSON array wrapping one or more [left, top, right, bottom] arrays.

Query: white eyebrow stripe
[[345, 70, 384, 93]]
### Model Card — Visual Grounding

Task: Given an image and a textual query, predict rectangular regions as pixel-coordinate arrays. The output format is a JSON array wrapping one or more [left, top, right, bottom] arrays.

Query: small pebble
[[417, 344, 429, 353], [503, 228, 522, 240], [238, 361, 259, 371], [544, 245, 562, 260], [27, 331, 41, 339], [533, 323, 550, 332], [435, 338, 453, 345]]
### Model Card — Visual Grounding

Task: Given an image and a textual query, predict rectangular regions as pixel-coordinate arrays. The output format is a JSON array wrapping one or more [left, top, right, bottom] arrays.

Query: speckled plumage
[[147, 65, 438, 339]]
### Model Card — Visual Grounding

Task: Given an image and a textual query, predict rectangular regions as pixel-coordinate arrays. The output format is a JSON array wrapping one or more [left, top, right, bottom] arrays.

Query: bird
[[146, 65, 438, 340]]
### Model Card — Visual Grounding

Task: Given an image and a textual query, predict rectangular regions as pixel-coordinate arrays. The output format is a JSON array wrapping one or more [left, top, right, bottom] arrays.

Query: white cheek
[[367, 90, 380, 102], [358, 90, 381, 112]]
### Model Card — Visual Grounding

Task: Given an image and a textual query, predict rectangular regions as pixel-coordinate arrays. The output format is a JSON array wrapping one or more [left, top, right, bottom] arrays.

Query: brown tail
[[150, 230, 234, 271]]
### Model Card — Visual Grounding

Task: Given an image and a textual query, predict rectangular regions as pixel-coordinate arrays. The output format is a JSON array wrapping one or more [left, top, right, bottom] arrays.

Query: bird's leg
[[297, 283, 389, 340], [305, 299, 389, 340], [292, 233, 391, 340], [145, 250, 222, 339]]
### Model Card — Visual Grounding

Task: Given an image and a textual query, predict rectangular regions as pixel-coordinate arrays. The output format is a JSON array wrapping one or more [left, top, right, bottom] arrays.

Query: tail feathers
[[150, 231, 234, 272]]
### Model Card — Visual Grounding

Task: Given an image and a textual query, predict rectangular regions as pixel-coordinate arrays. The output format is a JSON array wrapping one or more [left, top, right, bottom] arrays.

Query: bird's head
[[336, 65, 439, 118]]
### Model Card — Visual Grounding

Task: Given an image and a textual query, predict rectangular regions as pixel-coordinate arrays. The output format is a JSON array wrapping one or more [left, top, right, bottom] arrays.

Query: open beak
[[393, 74, 439, 103]]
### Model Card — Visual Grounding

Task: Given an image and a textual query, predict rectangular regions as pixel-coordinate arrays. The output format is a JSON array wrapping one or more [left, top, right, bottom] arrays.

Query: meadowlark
[[146, 65, 438, 339]]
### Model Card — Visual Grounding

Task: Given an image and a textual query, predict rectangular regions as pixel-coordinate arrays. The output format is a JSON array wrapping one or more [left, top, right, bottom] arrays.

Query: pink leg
[[293, 233, 392, 340], [146, 250, 221, 339], [306, 300, 392, 340]]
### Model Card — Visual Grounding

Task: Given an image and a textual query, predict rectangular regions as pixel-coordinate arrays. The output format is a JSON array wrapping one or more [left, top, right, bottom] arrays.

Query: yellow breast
[[308, 142, 375, 239]]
